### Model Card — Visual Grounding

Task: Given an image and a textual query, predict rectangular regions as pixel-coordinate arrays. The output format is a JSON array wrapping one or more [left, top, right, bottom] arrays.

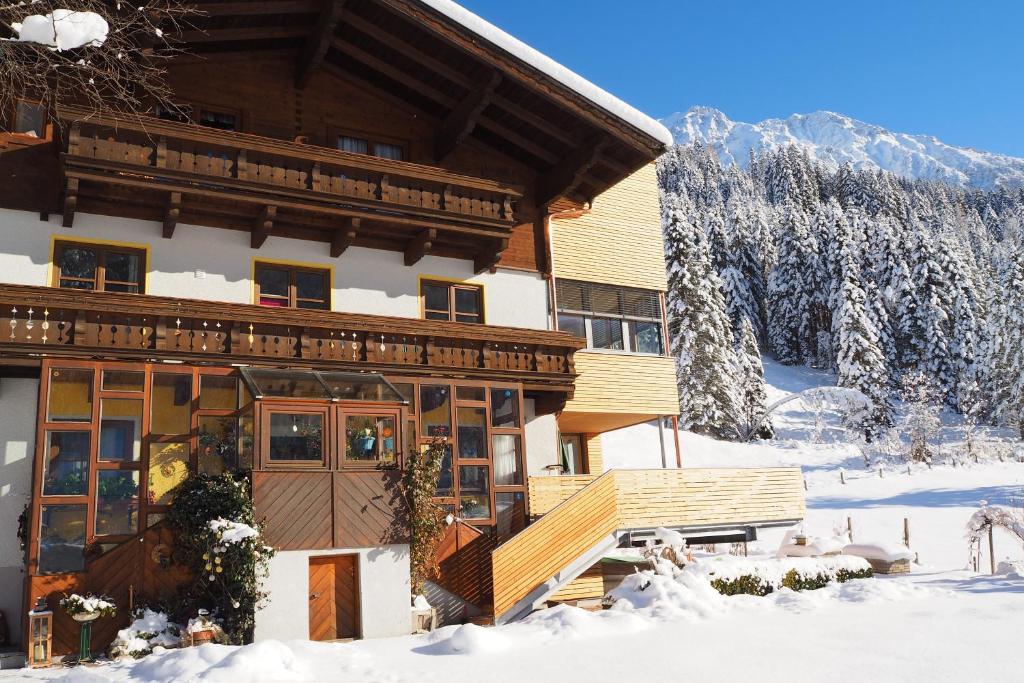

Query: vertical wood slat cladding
[[253, 471, 410, 551], [253, 472, 334, 550], [550, 164, 667, 291], [334, 471, 410, 548], [308, 555, 360, 641]]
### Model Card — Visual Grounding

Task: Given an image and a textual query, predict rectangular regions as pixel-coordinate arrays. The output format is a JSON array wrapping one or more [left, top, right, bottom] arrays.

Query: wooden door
[[308, 555, 360, 641]]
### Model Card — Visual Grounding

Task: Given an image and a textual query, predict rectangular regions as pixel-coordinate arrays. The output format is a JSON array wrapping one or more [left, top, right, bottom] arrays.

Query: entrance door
[[308, 555, 360, 641]]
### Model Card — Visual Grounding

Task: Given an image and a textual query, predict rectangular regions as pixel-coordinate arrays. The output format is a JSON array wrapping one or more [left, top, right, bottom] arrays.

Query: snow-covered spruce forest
[[660, 143, 1024, 442]]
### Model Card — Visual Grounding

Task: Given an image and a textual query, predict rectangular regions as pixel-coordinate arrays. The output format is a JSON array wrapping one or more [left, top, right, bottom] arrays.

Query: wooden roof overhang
[[178, 0, 668, 210], [0, 282, 583, 396]]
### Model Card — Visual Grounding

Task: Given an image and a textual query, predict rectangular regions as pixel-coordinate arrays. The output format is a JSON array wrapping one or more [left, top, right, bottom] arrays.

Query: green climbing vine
[[401, 439, 448, 595]]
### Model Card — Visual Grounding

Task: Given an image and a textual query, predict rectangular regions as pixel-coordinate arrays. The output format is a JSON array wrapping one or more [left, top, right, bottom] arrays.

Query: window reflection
[[95, 471, 139, 536], [459, 465, 490, 519], [43, 431, 90, 496], [39, 505, 87, 574]]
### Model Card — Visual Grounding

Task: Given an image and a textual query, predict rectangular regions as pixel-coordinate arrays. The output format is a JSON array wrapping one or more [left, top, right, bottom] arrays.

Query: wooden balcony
[[55, 107, 524, 270], [0, 283, 581, 392]]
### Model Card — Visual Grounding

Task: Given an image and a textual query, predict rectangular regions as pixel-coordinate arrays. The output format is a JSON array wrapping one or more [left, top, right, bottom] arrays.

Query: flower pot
[[190, 629, 215, 646], [356, 436, 375, 453]]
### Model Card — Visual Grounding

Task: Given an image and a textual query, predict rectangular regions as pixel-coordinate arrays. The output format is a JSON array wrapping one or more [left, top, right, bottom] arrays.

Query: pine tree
[[735, 317, 774, 440]]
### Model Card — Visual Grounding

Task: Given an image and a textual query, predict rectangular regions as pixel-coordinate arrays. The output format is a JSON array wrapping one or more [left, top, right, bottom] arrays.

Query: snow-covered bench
[[842, 543, 914, 574]]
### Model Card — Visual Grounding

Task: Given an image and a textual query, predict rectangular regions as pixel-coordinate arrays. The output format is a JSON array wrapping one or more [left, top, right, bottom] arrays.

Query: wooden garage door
[[308, 555, 360, 641]]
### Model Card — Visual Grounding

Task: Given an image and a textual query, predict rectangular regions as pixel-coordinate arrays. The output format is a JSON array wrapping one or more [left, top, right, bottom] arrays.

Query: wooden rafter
[[436, 71, 501, 161], [330, 38, 456, 108], [62, 177, 78, 228], [330, 217, 360, 257], [163, 192, 181, 239], [535, 135, 609, 208], [252, 205, 277, 248], [296, 0, 348, 88], [178, 26, 309, 43], [196, 0, 320, 17], [404, 228, 436, 266], [474, 237, 508, 274]]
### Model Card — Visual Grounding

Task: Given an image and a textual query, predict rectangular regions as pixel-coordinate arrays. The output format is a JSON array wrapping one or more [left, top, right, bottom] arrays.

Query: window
[[10, 101, 47, 137], [344, 414, 398, 466], [198, 109, 237, 131], [52, 241, 145, 294], [556, 279, 665, 355], [559, 434, 585, 475], [255, 262, 329, 310], [265, 410, 326, 466], [421, 280, 483, 323], [152, 103, 238, 132], [338, 134, 404, 161], [38, 505, 87, 574]]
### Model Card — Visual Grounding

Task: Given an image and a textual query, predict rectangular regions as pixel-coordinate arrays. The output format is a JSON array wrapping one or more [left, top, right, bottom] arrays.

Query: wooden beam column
[[404, 228, 436, 266], [252, 206, 277, 248], [435, 71, 501, 162], [330, 217, 360, 257]]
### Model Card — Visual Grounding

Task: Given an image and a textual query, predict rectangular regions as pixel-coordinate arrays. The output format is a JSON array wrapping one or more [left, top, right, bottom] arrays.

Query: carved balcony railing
[[54, 107, 523, 267], [0, 284, 581, 391]]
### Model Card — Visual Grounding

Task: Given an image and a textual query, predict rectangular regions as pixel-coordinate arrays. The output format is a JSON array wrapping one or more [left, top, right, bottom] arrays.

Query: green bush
[[710, 565, 873, 597]]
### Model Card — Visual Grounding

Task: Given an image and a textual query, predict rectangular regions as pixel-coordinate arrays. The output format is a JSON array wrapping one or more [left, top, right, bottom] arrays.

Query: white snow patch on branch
[[208, 517, 259, 545], [12, 9, 109, 51]]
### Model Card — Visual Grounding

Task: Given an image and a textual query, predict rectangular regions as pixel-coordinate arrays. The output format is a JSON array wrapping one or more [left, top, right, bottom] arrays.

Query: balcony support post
[[252, 206, 277, 249], [404, 228, 435, 267], [163, 192, 181, 239], [62, 178, 79, 228], [474, 237, 508, 274], [330, 217, 360, 257]]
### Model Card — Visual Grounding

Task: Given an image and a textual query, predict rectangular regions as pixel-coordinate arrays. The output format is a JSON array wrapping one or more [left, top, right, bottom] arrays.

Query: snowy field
[[7, 360, 1023, 683]]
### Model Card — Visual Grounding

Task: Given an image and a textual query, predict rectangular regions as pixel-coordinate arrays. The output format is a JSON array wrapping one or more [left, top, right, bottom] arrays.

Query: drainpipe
[[657, 416, 667, 469]]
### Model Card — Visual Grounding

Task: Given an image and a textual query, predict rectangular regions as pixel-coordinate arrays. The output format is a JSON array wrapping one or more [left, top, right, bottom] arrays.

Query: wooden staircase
[[490, 467, 806, 624]]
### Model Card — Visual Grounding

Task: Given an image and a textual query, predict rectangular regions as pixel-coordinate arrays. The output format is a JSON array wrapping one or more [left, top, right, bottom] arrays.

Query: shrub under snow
[[110, 609, 181, 659]]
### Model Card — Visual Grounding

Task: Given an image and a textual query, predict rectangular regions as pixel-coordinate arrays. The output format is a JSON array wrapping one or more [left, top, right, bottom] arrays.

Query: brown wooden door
[[308, 555, 360, 641]]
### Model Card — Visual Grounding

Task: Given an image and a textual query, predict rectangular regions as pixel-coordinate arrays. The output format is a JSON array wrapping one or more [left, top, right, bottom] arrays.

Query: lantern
[[27, 597, 52, 668]]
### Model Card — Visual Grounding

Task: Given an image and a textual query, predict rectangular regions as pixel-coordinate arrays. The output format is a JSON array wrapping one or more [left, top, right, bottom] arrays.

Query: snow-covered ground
[[7, 360, 1023, 682]]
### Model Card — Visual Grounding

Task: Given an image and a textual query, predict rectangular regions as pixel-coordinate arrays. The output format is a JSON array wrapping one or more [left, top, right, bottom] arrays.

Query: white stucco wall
[[0, 378, 39, 644], [0, 208, 550, 330], [524, 398, 558, 477], [254, 544, 410, 641]]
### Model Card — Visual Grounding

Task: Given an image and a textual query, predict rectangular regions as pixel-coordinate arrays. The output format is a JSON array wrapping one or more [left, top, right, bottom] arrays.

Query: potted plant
[[355, 426, 376, 455], [59, 594, 115, 663]]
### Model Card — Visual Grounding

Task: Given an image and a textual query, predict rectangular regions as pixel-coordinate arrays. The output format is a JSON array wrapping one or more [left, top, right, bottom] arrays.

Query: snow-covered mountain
[[662, 106, 1024, 189]]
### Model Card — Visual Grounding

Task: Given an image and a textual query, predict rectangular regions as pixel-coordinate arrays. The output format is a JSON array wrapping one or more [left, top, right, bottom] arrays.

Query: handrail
[[56, 106, 524, 197]]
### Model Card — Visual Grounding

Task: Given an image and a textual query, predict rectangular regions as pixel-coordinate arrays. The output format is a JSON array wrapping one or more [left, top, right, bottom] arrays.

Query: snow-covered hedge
[[688, 555, 873, 597], [110, 609, 181, 659]]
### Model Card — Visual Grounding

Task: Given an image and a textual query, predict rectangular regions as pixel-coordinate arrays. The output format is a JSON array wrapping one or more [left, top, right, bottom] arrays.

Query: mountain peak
[[660, 107, 1024, 189]]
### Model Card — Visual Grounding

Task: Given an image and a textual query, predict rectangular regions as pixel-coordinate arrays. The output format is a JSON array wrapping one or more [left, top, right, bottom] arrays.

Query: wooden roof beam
[[178, 26, 309, 43], [330, 38, 456, 107], [535, 135, 609, 208], [296, 0, 348, 88], [197, 1, 321, 17], [404, 228, 436, 266], [163, 192, 181, 239], [252, 206, 277, 248], [435, 71, 501, 162], [330, 217, 360, 257], [474, 237, 508, 274]]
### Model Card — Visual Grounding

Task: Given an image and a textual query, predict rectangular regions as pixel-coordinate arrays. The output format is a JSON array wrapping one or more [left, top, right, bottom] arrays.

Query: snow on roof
[[418, 0, 674, 149]]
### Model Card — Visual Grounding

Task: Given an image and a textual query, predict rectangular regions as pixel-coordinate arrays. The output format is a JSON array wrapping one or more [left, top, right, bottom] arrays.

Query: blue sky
[[456, 0, 1024, 157]]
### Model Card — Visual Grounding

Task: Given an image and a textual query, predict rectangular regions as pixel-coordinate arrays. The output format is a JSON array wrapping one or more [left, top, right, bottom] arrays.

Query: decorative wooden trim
[[162, 192, 181, 239], [404, 228, 435, 267], [251, 206, 277, 249], [330, 217, 360, 258]]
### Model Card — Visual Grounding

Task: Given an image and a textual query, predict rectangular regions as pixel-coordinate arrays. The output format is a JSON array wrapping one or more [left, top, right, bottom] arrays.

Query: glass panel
[[148, 442, 189, 506], [246, 369, 330, 399], [296, 299, 328, 310], [58, 246, 97, 281], [492, 434, 522, 485], [15, 101, 46, 137], [591, 317, 624, 350], [373, 142, 403, 160], [436, 444, 453, 497], [455, 313, 481, 324], [345, 415, 397, 465], [629, 320, 664, 354], [459, 466, 490, 519], [495, 492, 526, 543], [105, 251, 142, 291], [47, 368, 93, 422], [420, 385, 451, 437], [454, 287, 480, 315], [393, 383, 416, 412], [256, 267, 288, 297], [490, 388, 520, 428], [456, 386, 485, 402], [151, 374, 191, 435], [99, 399, 142, 462], [405, 419, 416, 457], [102, 370, 144, 392], [42, 431, 90, 496], [422, 283, 450, 315], [591, 286, 622, 315], [555, 279, 587, 312], [38, 505, 86, 574], [320, 373, 404, 402], [268, 413, 323, 462], [295, 270, 326, 301], [557, 313, 586, 339], [198, 110, 237, 131], [560, 435, 584, 475], [238, 410, 254, 472], [456, 407, 486, 459], [199, 375, 238, 410], [339, 136, 368, 154], [95, 471, 139, 536], [199, 416, 238, 475]]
